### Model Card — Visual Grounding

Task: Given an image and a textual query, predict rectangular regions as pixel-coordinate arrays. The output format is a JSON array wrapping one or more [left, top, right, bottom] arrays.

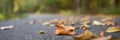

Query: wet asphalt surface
[[0, 14, 120, 40]]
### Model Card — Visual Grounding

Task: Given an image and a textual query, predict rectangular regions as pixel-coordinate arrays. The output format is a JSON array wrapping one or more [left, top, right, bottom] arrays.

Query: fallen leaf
[[92, 20, 105, 26], [50, 19, 59, 24], [0, 25, 14, 30], [101, 16, 114, 22], [74, 30, 93, 40], [90, 31, 112, 40], [81, 23, 89, 30], [104, 20, 116, 26], [106, 26, 120, 33], [83, 20, 90, 25], [91, 35, 112, 40], [55, 24, 75, 35], [42, 22, 51, 26], [39, 30, 46, 34]]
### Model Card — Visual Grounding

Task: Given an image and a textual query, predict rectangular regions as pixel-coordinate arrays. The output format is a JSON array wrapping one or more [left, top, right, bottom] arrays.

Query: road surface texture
[[0, 14, 120, 40]]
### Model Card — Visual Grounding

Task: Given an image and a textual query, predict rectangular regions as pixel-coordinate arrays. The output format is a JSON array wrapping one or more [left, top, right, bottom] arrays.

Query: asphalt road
[[0, 14, 120, 40]]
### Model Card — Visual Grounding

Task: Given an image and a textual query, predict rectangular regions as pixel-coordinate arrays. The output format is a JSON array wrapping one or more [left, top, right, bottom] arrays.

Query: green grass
[[0, 13, 28, 21]]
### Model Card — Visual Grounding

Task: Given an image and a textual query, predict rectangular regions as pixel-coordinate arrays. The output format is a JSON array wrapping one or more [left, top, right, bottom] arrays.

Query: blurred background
[[0, 0, 120, 20]]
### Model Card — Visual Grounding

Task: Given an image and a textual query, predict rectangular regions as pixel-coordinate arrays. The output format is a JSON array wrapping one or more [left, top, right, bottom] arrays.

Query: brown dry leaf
[[104, 21, 116, 26], [80, 17, 90, 22], [74, 30, 93, 40], [81, 23, 89, 30], [101, 16, 114, 22], [91, 31, 112, 40], [106, 26, 120, 33], [55, 24, 75, 35], [91, 35, 112, 40], [50, 19, 59, 24], [39, 30, 46, 34], [83, 20, 90, 25]]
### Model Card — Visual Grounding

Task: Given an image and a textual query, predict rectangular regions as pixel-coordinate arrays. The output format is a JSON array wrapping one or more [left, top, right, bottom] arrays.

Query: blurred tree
[[0, 0, 120, 15], [81, 0, 90, 14], [75, 0, 80, 14]]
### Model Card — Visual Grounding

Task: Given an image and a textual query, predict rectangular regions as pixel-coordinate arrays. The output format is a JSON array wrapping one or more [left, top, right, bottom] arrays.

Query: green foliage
[[1, 0, 120, 21], [0, 13, 5, 20], [105, 8, 120, 15]]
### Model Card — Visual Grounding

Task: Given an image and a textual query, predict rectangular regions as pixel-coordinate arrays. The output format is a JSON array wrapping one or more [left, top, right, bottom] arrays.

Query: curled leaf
[[91, 31, 112, 40], [81, 23, 89, 30], [74, 30, 93, 40], [104, 21, 116, 26], [106, 26, 120, 33], [91, 35, 112, 40], [55, 24, 75, 35], [0, 25, 14, 30], [39, 30, 46, 34], [92, 20, 105, 26]]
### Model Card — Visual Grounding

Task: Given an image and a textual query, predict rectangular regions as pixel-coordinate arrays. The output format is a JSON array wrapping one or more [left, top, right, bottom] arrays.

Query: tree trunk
[[75, 0, 80, 14], [82, 0, 89, 14]]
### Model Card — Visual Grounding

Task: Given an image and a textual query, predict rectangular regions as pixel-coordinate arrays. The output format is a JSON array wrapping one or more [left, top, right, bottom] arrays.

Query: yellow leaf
[[106, 26, 120, 33], [74, 30, 93, 40]]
